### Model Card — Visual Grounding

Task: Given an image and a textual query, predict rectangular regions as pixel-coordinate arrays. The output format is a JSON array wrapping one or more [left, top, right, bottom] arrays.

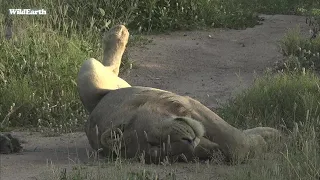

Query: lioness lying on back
[[77, 25, 282, 164]]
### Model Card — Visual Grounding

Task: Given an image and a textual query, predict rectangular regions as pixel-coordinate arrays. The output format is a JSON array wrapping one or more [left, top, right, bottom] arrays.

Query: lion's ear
[[172, 117, 205, 137], [100, 125, 125, 148]]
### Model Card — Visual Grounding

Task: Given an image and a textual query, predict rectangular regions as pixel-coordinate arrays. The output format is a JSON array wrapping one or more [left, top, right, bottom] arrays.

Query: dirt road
[[0, 15, 309, 180], [126, 14, 309, 109]]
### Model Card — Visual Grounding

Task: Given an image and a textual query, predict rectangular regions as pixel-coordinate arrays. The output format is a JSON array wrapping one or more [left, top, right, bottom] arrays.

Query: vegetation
[[1, 0, 320, 179], [256, 0, 319, 15], [216, 70, 320, 179], [0, 0, 262, 132], [219, 71, 320, 129], [218, 6, 320, 180], [0, 0, 319, 132]]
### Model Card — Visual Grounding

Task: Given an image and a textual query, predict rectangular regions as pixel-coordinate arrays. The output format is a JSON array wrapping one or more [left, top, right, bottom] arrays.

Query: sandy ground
[[0, 15, 310, 180]]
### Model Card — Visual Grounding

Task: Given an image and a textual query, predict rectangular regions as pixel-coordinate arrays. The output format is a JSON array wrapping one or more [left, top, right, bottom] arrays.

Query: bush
[[256, 0, 319, 15], [219, 70, 320, 179], [225, 107, 320, 180], [277, 27, 320, 71], [275, 9, 320, 72], [1, 0, 262, 33], [218, 70, 320, 131], [0, 18, 91, 133]]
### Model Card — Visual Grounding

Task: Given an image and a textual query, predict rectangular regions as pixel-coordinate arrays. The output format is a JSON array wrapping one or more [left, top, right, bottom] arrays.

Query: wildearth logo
[[9, 9, 47, 15]]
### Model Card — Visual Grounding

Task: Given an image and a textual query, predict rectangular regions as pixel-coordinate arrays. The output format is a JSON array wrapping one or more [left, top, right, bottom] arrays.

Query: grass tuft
[[219, 70, 320, 130]]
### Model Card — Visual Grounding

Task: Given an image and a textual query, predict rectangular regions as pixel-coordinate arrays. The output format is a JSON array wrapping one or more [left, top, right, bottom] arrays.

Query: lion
[[86, 86, 281, 163], [77, 25, 282, 164], [88, 106, 210, 163]]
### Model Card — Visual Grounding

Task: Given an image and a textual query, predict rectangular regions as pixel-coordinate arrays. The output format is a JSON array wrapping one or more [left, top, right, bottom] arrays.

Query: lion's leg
[[243, 127, 282, 141], [188, 99, 282, 163], [243, 127, 283, 152], [102, 25, 129, 76], [77, 58, 131, 112], [186, 97, 251, 163], [77, 25, 131, 112]]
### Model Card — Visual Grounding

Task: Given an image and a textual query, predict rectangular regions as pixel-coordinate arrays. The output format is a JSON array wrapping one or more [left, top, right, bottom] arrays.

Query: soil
[[0, 15, 310, 180]]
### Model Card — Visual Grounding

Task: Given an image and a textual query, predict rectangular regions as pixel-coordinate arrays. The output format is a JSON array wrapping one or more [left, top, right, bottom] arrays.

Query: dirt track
[[0, 15, 310, 180], [125, 14, 309, 109]]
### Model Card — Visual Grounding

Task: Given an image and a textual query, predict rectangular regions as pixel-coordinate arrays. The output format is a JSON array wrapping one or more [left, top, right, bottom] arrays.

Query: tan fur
[[102, 25, 129, 75], [243, 127, 282, 140], [244, 127, 283, 153], [77, 25, 131, 113], [77, 24, 282, 164], [86, 86, 249, 162], [92, 107, 206, 163]]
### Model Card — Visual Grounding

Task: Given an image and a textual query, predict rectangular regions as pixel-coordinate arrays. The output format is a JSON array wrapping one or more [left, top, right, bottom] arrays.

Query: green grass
[[221, 87, 320, 179], [219, 71, 320, 130], [0, 17, 89, 133], [216, 19, 320, 178], [273, 7, 320, 72], [216, 60, 320, 179], [255, 0, 319, 15], [41, 161, 183, 180], [276, 27, 320, 72]]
